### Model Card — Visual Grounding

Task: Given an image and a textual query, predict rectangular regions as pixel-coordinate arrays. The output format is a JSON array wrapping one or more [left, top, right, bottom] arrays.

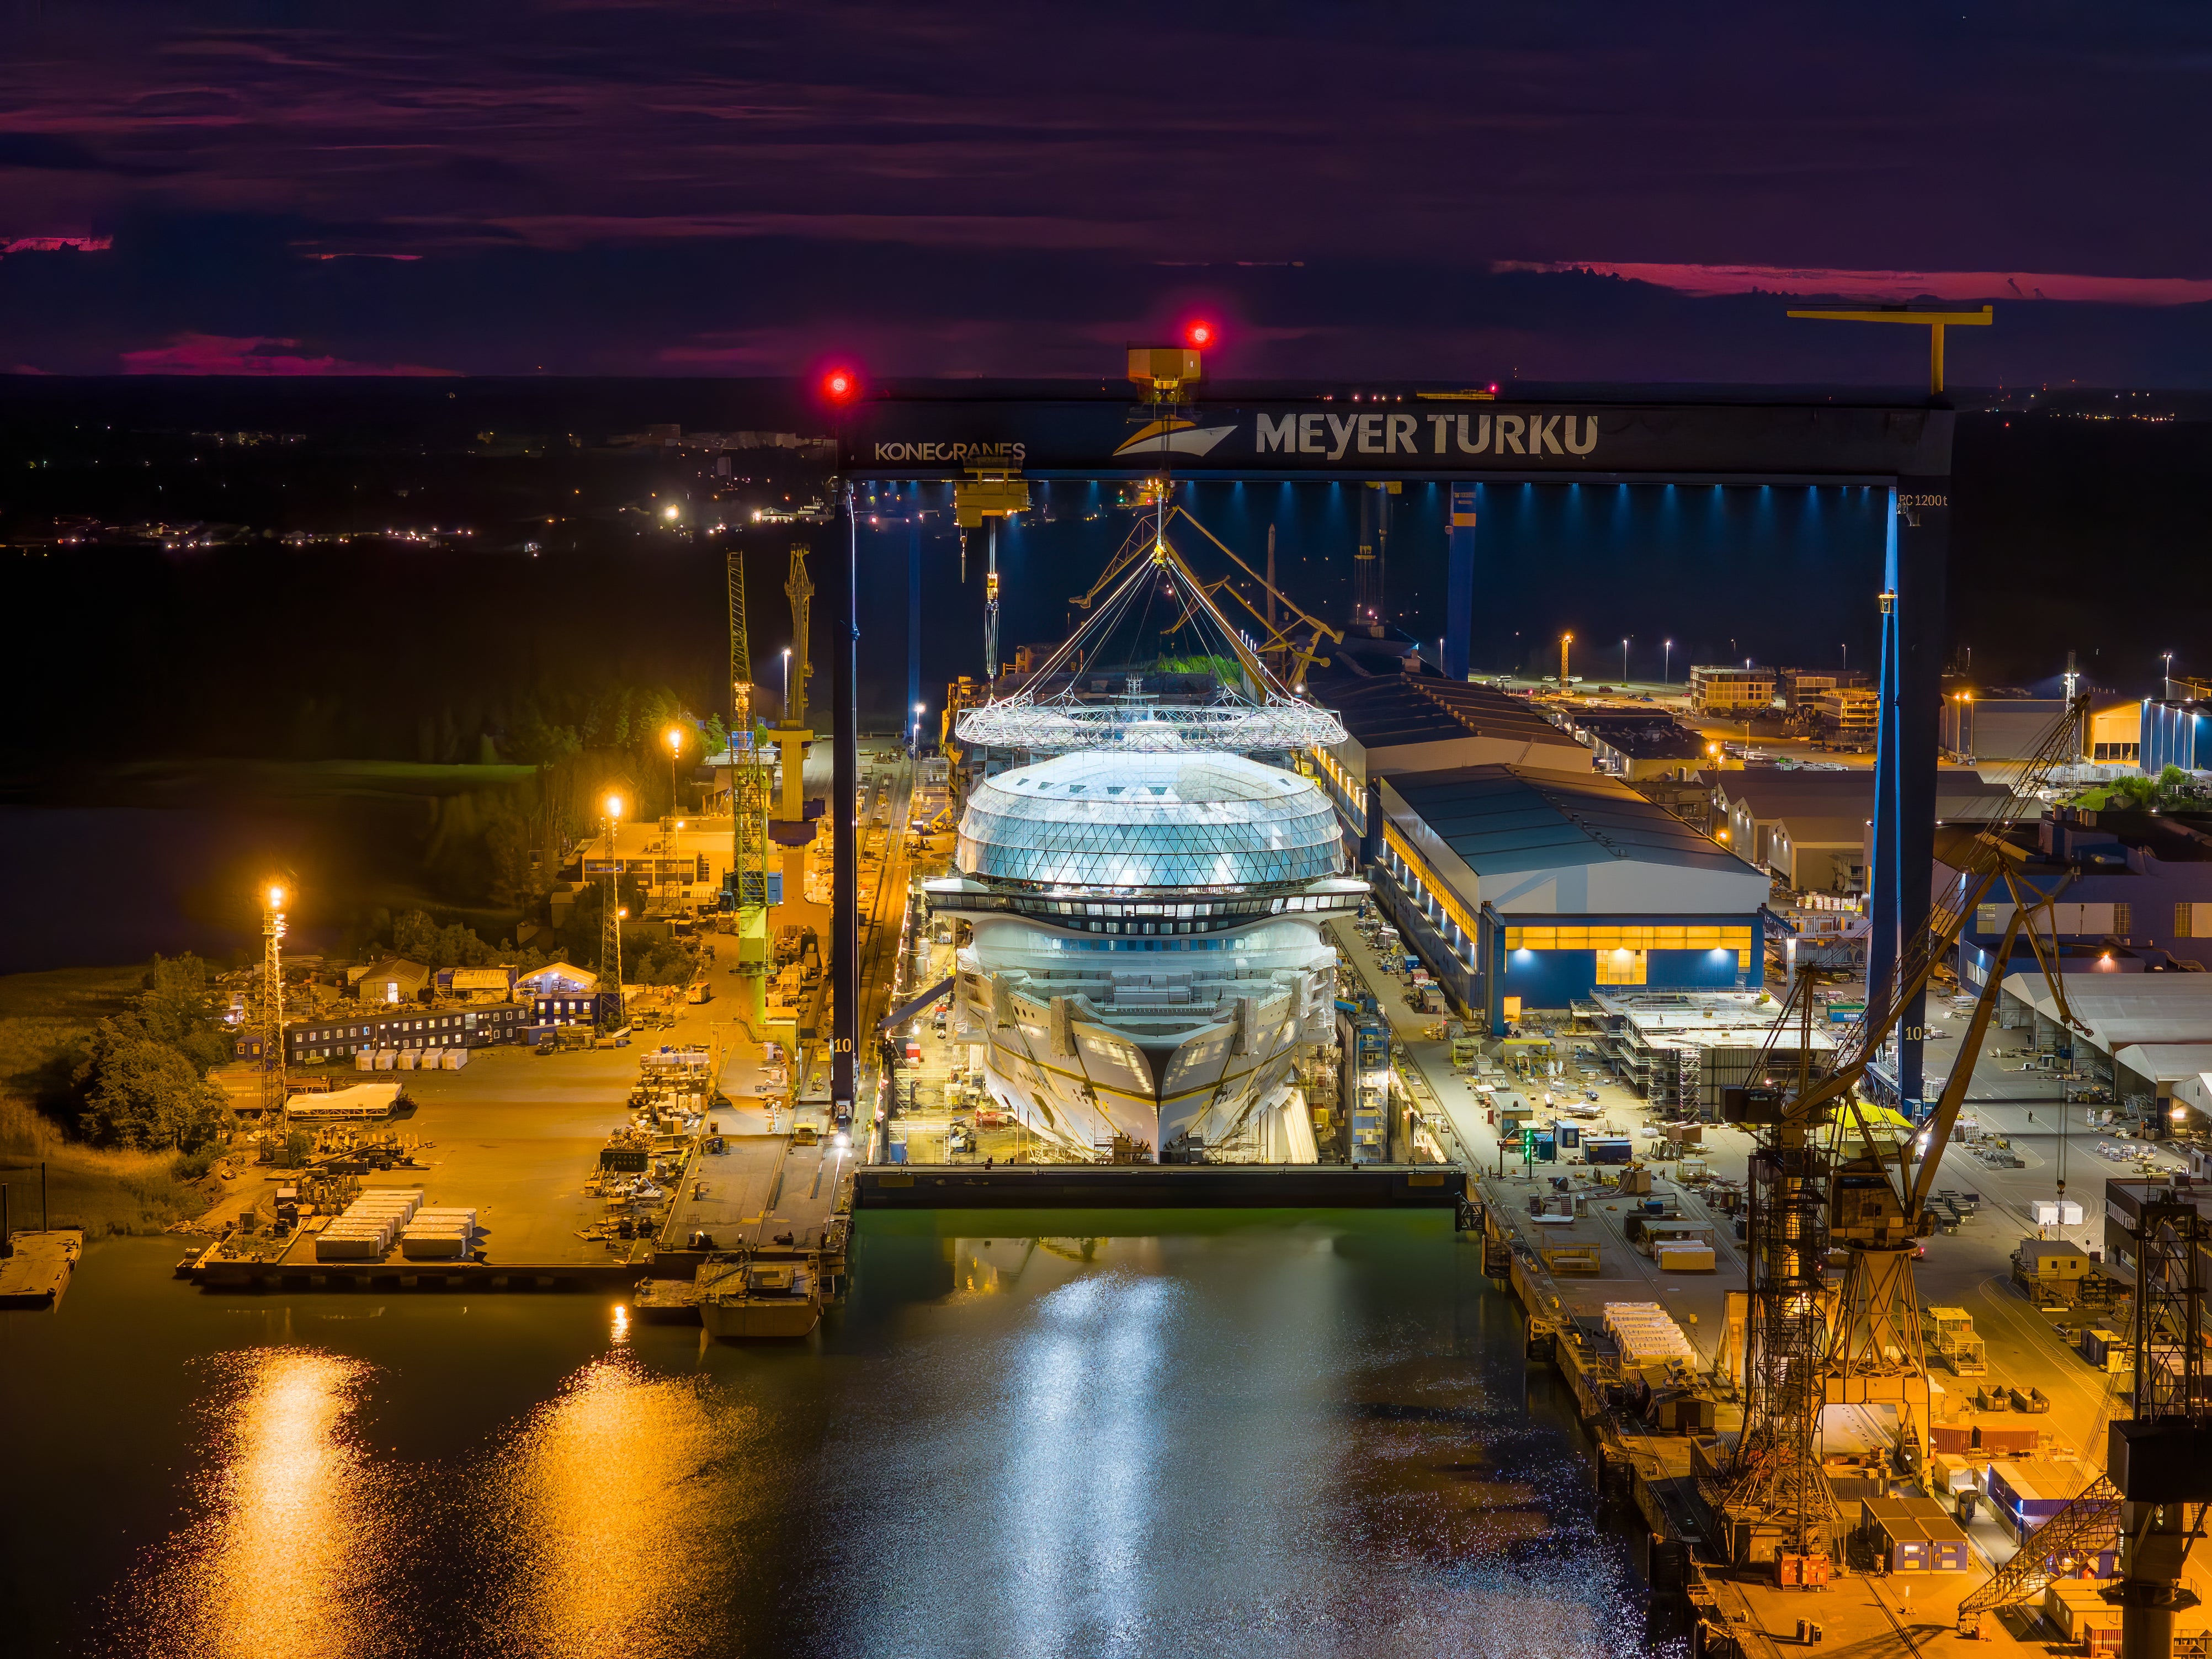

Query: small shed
[[1860, 1493, 1971, 1571], [353, 958, 431, 1006]]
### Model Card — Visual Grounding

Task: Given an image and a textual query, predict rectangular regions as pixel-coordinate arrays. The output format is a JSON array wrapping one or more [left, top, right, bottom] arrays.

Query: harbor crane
[[1718, 698, 2092, 1576]]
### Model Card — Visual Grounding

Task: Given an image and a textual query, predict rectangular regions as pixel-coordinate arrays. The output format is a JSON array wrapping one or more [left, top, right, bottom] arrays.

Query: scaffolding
[[955, 522, 1346, 754]]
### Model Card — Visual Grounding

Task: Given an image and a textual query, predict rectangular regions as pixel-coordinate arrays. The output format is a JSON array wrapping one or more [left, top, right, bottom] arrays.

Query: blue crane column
[[1868, 479, 1949, 1113], [907, 509, 922, 749], [833, 483, 859, 1120], [1444, 485, 1477, 680]]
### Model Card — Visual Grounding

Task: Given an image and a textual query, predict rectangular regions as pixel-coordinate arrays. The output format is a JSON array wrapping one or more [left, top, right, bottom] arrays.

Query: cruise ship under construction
[[923, 518, 1363, 1163]]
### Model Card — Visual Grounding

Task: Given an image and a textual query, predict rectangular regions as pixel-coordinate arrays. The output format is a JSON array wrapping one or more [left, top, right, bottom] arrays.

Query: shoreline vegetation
[[0, 966, 228, 1235]]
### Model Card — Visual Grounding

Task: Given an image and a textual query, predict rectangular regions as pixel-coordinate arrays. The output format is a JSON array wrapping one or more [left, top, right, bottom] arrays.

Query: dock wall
[[854, 1163, 1468, 1209]]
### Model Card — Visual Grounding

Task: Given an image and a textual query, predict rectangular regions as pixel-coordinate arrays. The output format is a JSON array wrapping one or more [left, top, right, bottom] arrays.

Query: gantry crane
[[1718, 698, 2092, 1574]]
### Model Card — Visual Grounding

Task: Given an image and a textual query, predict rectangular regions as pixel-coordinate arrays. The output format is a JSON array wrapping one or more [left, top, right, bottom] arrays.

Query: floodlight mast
[[259, 883, 288, 1147]]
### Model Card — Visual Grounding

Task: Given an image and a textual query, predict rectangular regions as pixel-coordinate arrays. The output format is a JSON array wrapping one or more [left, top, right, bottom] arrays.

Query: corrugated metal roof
[[1311, 674, 1572, 752], [2006, 972, 2212, 1047], [1385, 764, 1748, 876]]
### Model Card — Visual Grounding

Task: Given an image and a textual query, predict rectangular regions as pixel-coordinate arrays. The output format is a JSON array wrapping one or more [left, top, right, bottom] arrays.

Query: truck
[[686, 981, 714, 1004]]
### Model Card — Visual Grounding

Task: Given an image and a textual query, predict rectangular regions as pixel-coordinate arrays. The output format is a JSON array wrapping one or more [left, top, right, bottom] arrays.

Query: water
[[0, 1217, 1662, 1658]]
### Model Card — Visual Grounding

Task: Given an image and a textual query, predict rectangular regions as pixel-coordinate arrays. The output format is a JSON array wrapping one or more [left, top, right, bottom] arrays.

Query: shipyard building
[[1367, 763, 1770, 1029]]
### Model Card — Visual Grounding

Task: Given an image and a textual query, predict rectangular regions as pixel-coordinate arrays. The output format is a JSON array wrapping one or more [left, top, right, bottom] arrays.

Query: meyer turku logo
[[1112, 418, 1238, 458], [1255, 410, 1599, 460], [869, 408, 1602, 466]]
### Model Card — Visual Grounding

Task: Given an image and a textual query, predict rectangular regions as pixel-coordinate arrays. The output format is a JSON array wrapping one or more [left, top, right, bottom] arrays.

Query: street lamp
[[665, 726, 683, 813], [1621, 636, 1630, 684], [603, 794, 624, 1007], [782, 647, 792, 713], [1663, 639, 1673, 684], [2165, 652, 2176, 700], [912, 700, 925, 752]]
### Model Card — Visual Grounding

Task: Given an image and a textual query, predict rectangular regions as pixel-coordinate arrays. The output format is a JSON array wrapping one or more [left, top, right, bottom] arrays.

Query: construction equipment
[[1786, 305, 1993, 397], [1068, 504, 1342, 692], [1717, 697, 2091, 1572], [768, 544, 814, 833], [954, 469, 1029, 683], [724, 547, 772, 1026], [1924, 1306, 1987, 1376]]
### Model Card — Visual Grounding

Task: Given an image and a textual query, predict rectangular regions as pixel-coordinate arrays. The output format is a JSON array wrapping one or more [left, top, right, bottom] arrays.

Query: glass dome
[[956, 751, 1346, 892]]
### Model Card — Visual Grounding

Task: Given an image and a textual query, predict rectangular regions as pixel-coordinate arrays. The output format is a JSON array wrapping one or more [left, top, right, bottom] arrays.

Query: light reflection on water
[[476, 1353, 767, 1659], [128, 1346, 392, 1659], [39, 1217, 1660, 1658]]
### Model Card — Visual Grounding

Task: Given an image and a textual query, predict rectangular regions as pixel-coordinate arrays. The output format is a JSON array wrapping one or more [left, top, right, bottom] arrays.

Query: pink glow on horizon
[[3, 236, 113, 255], [1493, 260, 2212, 306], [120, 333, 461, 376]]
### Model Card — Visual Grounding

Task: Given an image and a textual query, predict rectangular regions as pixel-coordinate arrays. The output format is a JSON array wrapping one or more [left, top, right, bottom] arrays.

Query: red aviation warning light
[[821, 366, 858, 405], [1185, 320, 1214, 348]]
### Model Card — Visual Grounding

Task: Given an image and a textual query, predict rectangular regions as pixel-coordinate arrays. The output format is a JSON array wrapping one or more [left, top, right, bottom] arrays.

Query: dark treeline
[[2, 381, 2207, 783]]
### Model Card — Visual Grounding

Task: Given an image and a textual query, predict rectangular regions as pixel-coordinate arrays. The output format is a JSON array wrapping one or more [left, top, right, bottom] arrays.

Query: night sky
[[3, 2, 2210, 384]]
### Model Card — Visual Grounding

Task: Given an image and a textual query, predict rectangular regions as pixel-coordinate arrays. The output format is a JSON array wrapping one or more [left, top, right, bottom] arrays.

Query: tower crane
[[1718, 698, 2092, 1575], [724, 546, 772, 1026], [768, 544, 815, 829]]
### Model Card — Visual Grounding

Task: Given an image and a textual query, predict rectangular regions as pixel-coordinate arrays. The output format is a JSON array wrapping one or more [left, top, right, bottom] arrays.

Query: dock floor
[[0, 1231, 82, 1309]]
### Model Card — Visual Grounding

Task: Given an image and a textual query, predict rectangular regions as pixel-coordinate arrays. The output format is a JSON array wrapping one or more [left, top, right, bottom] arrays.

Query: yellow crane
[[726, 548, 771, 1025], [1785, 304, 1992, 396]]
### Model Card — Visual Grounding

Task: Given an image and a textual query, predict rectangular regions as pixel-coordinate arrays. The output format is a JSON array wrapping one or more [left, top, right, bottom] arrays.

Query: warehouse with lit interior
[[1359, 763, 1773, 1030]]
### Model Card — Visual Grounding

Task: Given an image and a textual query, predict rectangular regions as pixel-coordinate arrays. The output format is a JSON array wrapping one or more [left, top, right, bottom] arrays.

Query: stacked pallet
[[1603, 1300, 1697, 1365], [312, 1188, 425, 1262], [399, 1206, 478, 1261]]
